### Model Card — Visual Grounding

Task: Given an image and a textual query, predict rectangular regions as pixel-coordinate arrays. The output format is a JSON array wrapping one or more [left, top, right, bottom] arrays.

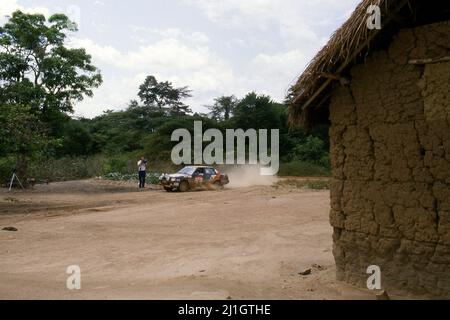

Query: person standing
[[137, 156, 147, 188]]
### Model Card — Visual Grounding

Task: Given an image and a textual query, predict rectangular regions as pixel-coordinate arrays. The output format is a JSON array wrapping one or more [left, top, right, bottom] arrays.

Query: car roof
[[184, 165, 214, 169]]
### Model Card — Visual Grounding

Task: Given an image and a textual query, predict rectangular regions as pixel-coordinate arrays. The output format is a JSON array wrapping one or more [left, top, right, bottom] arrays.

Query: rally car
[[159, 166, 229, 192]]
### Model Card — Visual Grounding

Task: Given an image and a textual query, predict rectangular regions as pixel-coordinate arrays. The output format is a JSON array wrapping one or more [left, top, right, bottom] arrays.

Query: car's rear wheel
[[179, 181, 189, 192], [164, 187, 172, 192]]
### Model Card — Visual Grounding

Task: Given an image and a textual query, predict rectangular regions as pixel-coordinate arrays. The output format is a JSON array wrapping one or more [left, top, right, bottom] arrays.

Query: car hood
[[160, 173, 190, 179]]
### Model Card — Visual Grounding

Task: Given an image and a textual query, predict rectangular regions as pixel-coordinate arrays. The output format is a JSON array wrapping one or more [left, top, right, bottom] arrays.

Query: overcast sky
[[1, 0, 360, 118]]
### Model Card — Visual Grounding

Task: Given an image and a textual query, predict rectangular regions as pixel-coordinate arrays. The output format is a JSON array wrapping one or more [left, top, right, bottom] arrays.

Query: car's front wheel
[[214, 181, 224, 190], [178, 181, 190, 192]]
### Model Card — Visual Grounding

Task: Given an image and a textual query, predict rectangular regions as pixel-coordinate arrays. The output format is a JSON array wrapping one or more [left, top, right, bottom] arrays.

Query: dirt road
[[0, 179, 373, 300]]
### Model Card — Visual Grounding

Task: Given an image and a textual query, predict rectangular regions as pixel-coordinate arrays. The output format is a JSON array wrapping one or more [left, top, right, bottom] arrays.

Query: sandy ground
[[0, 179, 375, 300]]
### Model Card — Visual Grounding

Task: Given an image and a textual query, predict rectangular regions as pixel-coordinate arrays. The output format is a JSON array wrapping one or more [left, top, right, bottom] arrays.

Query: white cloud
[[73, 37, 312, 117], [93, 0, 105, 6], [249, 49, 308, 95], [130, 26, 210, 45], [0, 0, 50, 24], [70, 35, 235, 117], [184, 0, 359, 47], [2, 0, 361, 118]]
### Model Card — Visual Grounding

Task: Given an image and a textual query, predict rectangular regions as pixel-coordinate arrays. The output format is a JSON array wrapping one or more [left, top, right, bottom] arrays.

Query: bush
[[102, 172, 160, 185], [275, 178, 330, 190], [304, 180, 330, 190], [23, 153, 170, 183], [102, 157, 129, 174], [28, 156, 103, 181], [278, 160, 330, 177], [0, 157, 16, 183], [291, 136, 326, 163]]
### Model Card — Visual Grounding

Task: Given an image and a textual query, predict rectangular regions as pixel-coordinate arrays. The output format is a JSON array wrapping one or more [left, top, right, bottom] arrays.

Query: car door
[[192, 168, 205, 186], [204, 168, 216, 182]]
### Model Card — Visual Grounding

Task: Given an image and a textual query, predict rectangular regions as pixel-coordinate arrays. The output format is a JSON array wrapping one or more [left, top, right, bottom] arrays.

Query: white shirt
[[138, 160, 147, 172]]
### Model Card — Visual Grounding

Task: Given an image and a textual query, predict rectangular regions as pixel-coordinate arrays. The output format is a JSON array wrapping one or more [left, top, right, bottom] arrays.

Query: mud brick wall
[[329, 21, 450, 297]]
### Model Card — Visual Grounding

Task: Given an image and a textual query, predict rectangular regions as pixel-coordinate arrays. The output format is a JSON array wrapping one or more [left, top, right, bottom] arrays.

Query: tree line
[[0, 11, 330, 183]]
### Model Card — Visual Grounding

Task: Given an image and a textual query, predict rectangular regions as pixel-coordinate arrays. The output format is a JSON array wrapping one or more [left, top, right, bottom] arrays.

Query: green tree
[[57, 118, 95, 156], [138, 75, 192, 116], [233, 92, 284, 129], [0, 104, 57, 178], [0, 10, 102, 117], [144, 116, 217, 162], [207, 95, 237, 121]]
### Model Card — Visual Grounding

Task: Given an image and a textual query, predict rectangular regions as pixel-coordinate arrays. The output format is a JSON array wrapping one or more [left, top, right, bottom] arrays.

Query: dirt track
[[0, 179, 374, 300]]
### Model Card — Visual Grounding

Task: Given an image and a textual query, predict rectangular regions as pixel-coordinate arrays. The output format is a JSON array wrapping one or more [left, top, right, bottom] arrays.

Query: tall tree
[[0, 11, 102, 116], [207, 95, 237, 121], [138, 75, 192, 116], [233, 92, 283, 129]]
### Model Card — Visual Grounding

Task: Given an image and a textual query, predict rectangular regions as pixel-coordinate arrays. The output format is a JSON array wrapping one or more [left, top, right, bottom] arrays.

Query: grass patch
[[275, 178, 330, 190], [102, 172, 160, 185]]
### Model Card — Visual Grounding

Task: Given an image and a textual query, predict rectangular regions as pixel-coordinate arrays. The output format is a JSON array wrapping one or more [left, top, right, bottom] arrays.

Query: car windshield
[[178, 167, 197, 175]]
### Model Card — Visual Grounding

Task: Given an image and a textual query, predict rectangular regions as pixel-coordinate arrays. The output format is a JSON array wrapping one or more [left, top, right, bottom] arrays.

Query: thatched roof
[[288, 0, 450, 129]]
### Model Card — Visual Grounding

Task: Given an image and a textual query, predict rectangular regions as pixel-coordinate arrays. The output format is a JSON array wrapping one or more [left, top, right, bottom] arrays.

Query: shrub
[[0, 157, 16, 183], [102, 172, 160, 185], [291, 136, 326, 163], [275, 178, 330, 190], [102, 157, 128, 174], [278, 160, 330, 177]]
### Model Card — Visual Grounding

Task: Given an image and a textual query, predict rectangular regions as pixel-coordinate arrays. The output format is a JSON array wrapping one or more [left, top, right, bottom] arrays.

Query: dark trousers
[[139, 171, 146, 188]]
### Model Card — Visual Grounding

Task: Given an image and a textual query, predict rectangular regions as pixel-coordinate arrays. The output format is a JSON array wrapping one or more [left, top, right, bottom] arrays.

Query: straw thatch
[[288, 0, 413, 129]]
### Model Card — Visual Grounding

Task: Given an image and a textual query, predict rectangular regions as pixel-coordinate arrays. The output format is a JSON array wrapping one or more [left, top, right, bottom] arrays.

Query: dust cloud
[[222, 166, 278, 189]]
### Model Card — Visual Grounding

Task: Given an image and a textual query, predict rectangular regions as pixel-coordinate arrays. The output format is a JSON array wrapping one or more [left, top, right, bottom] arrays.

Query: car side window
[[194, 168, 204, 176]]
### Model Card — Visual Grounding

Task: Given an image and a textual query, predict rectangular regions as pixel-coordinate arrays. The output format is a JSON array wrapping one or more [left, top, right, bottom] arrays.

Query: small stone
[[312, 263, 326, 271], [2, 227, 18, 232], [199, 270, 206, 273], [298, 268, 312, 276], [376, 290, 390, 300]]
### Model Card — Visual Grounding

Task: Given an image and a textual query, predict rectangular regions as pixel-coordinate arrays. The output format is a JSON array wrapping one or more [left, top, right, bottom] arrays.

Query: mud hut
[[289, 0, 450, 297]]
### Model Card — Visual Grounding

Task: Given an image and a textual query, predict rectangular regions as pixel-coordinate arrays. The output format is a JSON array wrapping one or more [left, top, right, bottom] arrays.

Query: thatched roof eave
[[288, 0, 413, 129]]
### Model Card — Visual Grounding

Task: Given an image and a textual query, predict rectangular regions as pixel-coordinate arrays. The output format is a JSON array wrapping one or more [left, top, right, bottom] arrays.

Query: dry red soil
[[0, 179, 376, 300]]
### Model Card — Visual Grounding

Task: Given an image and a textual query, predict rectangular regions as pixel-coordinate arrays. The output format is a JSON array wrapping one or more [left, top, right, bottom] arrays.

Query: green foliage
[[0, 156, 16, 183], [0, 10, 102, 180], [103, 172, 160, 185], [206, 95, 237, 121], [138, 75, 192, 116], [0, 10, 102, 114], [232, 92, 284, 130], [0, 104, 59, 178], [278, 161, 331, 177], [304, 180, 330, 190], [27, 156, 103, 181], [292, 136, 325, 163], [143, 116, 217, 162], [57, 119, 95, 156], [102, 157, 129, 174], [275, 178, 330, 190]]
